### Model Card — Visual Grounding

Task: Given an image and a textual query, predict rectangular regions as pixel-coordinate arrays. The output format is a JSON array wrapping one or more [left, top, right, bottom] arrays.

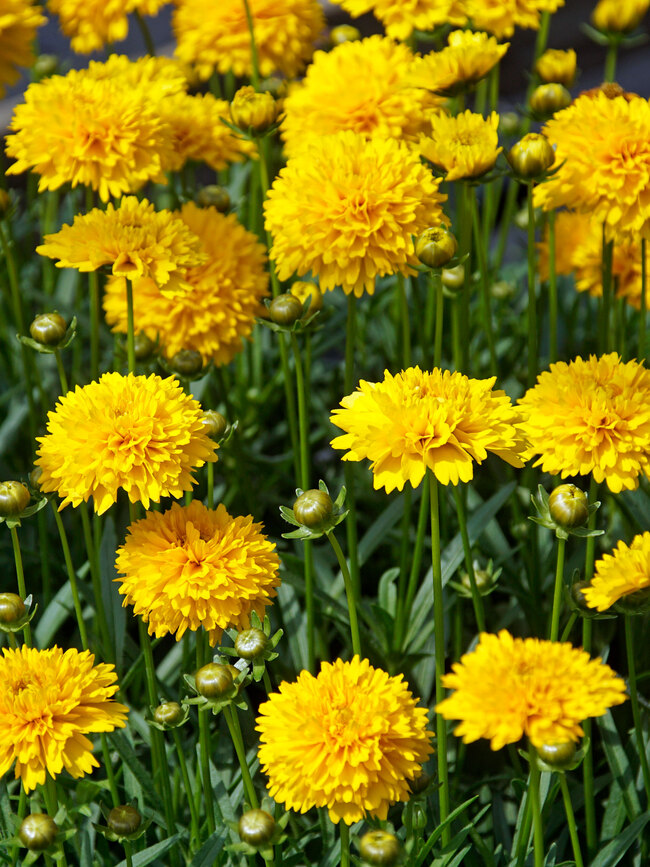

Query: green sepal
[[0, 493, 48, 529], [17, 316, 77, 354]]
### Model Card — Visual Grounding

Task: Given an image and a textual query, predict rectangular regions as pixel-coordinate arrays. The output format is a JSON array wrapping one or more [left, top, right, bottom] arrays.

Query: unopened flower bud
[[507, 133, 555, 179], [203, 410, 228, 440], [0, 481, 30, 517], [548, 484, 589, 528], [170, 349, 203, 378], [460, 569, 492, 594], [530, 83, 572, 117], [195, 662, 234, 699], [570, 580, 591, 612], [34, 54, 58, 78], [592, 0, 647, 32], [108, 805, 142, 837], [29, 312, 67, 346], [235, 628, 268, 660], [230, 86, 278, 134], [535, 49, 577, 87], [0, 593, 26, 624], [491, 280, 515, 299], [415, 226, 457, 269], [536, 741, 577, 769], [29, 466, 43, 490], [153, 701, 184, 727], [290, 281, 323, 314], [359, 829, 401, 866], [293, 489, 333, 530], [269, 294, 303, 326], [408, 771, 431, 795], [330, 24, 361, 45], [441, 263, 464, 291], [19, 814, 58, 851], [238, 809, 276, 846], [134, 332, 155, 361], [498, 111, 520, 136], [195, 185, 231, 212]]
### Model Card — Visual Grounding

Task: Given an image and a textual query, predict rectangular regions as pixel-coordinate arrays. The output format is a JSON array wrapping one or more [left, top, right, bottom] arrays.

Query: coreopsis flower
[[328, 0, 467, 42], [592, 0, 649, 32], [256, 656, 433, 824], [0, 645, 128, 792], [407, 30, 509, 96], [534, 92, 650, 239], [103, 204, 269, 365], [84, 54, 189, 98], [518, 353, 650, 493], [330, 366, 526, 492], [437, 630, 626, 749], [47, 0, 169, 53], [463, 0, 564, 39], [535, 48, 577, 86], [264, 130, 446, 297], [173, 0, 324, 81], [0, 0, 45, 98], [36, 372, 217, 514], [582, 533, 650, 612], [115, 501, 280, 645], [281, 36, 442, 156], [419, 111, 502, 181], [37, 197, 206, 299]]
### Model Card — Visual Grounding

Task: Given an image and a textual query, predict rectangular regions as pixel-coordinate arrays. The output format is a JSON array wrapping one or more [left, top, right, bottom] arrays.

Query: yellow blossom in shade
[[407, 31, 509, 96], [103, 204, 269, 365], [256, 656, 433, 825], [329, 0, 467, 42], [36, 372, 217, 514], [518, 353, 650, 493], [0, 0, 45, 98], [115, 501, 280, 645], [437, 630, 626, 750], [583, 533, 650, 611], [592, 0, 649, 32], [84, 54, 189, 98], [173, 0, 324, 81], [0, 645, 128, 792], [463, 0, 564, 39], [535, 48, 577, 86], [534, 92, 650, 239], [330, 366, 526, 492], [265, 131, 446, 298], [37, 197, 206, 299], [46, 0, 169, 53], [419, 110, 502, 181]]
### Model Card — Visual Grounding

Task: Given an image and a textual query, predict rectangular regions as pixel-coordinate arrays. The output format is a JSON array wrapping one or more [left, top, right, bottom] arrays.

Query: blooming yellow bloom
[[37, 197, 206, 299], [36, 372, 217, 514], [115, 501, 280, 645], [463, 0, 564, 39], [330, 366, 526, 492], [173, 0, 324, 80], [47, 0, 169, 53], [265, 130, 446, 297], [407, 30, 509, 96], [103, 204, 269, 365], [437, 630, 626, 750], [419, 110, 502, 181], [535, 48, 577, 86], [592, 0, 649, 32], [329, 0, 467, 42], [0, 0, 45, 97], [0, 646, 128, 792], [257, 656, 433, 824], [84, 53, 189, 98], [518, 353, 650, 493], [582, 533, 650, 612]]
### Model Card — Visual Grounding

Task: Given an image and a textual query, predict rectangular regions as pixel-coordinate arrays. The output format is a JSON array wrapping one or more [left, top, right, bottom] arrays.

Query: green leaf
[[358, 492, 409, 566], [99, 515, 126, 670], [589, 813, 650, 867], [597, 709, 641, 821], [189, 829, 228, 866], [114, 834, 181, 867], [108, 732, 164, 816], [377, 567, 399, 617], [34, 579, 76, 648]]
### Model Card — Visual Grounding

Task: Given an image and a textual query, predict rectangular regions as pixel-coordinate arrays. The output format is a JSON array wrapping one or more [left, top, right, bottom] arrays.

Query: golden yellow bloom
[[5, 69, 172, 201], [115, 501, 280, 645], [419, 110, 501, 181], [518, 353, 650, 493], [407, 30, 509, 96], [103, 204, 269, 365], [330, 366, 526, 492], [535, 48, 577, 86], [173, 0, 324, 80], [230, 85, 278, 133], [257, 656, 433, 824], [265, 130, 446, 297], [463, 0, 564, 39], [437, 630, 626, 750], [534, 92, 650, 239], [37, 197, 206, 299], [0, 646, 128, 792], [582, 533, 650, 612], [36, 372, 217, 514], [329, 0, 467, 42], [592, 0, 649, 32], [84, 53, 188, 98], [0, 0, 45, 97], [46, 0, 168, 53], [281, 36, 441, 156]]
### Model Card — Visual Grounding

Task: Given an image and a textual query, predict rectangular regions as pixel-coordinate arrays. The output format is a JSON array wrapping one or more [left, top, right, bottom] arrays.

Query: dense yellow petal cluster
[[0, 646, 128, 792], [463, 0, 564, 38], [47, 0, 169, 53], [582, 533, 650, 612], [330, 366, 526, 492], [265, 131, 445, 297], [407, 30, 509, 96], [329, 0, 467, 41], [534, 92, 650, 239], [535, 48, 576, 86], [0, 0, 45, 97], [437, 631, 626, 749], [103, 204, 269, 365], [36, 372, 217, 514], [37, 197, 207, 299], [592, 0, 649, 32], [257, 656, 432, 824], [419, 110, 501, 181], [173, 0, 324, 80], [84, 53, 189, 97], [115, 501, 280, 645], [518, 353, 650, 493]]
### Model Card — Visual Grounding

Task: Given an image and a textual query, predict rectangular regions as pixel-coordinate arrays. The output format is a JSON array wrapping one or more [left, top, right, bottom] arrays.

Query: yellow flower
[[419, 110, 502, 181], [437, 630, 626, 750], [0, 0, 45, 98], [463, 0, 564, 39], [592, 0, 649, 32], [5, 69, 172, 201], [328, 0, 467, 42], [407, 30, 509, 96], [103, 204, 269, 365], [281, 36, 442, 156], [0, 646, 128, 792], [173, 0, 324, 80], [330, 366, 526, 492], [46, 0, 169, 53], [115, 501, 280, 645], [534, 91, 650, 239], [256, 656, 433, 824], [36, 372, 217, 514], [37, 197, 207, 299], [265, 130, 446, 297], [535, 48, 577, 86], [582, 533, 650, 612], [518, 353, 650, 493], [84, 53, 189, 98]]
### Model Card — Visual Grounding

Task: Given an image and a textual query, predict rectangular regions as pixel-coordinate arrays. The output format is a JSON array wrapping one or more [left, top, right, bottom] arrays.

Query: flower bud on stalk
[[507, 133, 555, 179], [235, 627, 269, 660], [293, 489, 334, 530], [230, 86, 278, 134], [0, 592, 26, 624], [107, 805, 142, 837], [536, 741, 578, 769], [359, 829, 402, 866], [441, 263, 465, 292], [548, 484, 589, 528], [19, 814, 58, 851], [238, 809, 276, 847], [195, 185, 231, 212], [194, 662, 234, 699], [203, 410, 228, 441], [535, 48, 577, 87], [330, 24, 361, 45], [153, 701, 184, 727], [0, 481, 30, 517], [169, 348, 203, 378], [269, 293, 303, 326], [134, 332, 155, 361], [530, 83, 572, 118], [29, 312, 68, 346], [415, 226, 457, 269], [592, 0, 647, 32]]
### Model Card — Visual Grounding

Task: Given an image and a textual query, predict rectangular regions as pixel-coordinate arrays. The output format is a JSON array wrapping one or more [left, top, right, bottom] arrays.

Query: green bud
[[293, 489, 334, 530], [235, 628, 268, 660], [507, 133, 556, 179], [548, 484, 589, 528], [19, 814, 58, 851], [269, 294, 303, 326], [134, 332, 156, 361], [0, 481, 30, 517], [169, 349, 203, 378], [107, 805, 142, 837], [0, 593, 26, 625], [195, 663, 234, 699], [536, 741, 577, 769], [415, 226, 457, 269], [29, 312, 68, 346], [238, 809, 276, 847], [359, 829, 401, 866], [202, 410, 228, 440], [195, 185, 231, 212], [153, 701, 184, 727]]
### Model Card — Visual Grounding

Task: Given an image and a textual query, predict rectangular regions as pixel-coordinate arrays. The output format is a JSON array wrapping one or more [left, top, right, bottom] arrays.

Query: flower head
[[419, 111, 501, 181], [407, 30, 509, 96], [265, 131, 446, 297], [37, 197, 206, 298], [0, 0, 45, 97], [115, 501, 280, 645], [103, 204, 269, 365], [36, 372, 217, 514], [0, 645, 128, 792], [330, 366, 526, 492], [582, 533, 650, 612], [535, 48, 576, 86], [47, 0, 168, 53], [328, 0, 467, 42], [518, 353, 650, 493], [256, 656, 433, 824], [84, 54, 189, 98], [592, 0, 649, 32], [462, 0, 564, 39]]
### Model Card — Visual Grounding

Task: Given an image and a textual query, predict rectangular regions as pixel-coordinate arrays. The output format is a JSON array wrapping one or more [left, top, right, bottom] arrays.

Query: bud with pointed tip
[[230, 86, 278, 134], [507, 133, 555, 179]]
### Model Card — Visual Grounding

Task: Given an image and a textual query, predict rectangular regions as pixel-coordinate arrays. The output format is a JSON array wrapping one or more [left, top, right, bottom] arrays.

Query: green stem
[[133, 8, 156, 55], [172, 728, 201, 849], [51, 504, 88, 650], [43, 776, 68, 867], [207, 461, 214, 510], [344, 294, 360, 601], [625, 615, 650, 807], [549, 536, 566, 642], [126, 278, 136, 374], [457, 183, 471, 372], [101, 734, 120, 806], [241, 0, 260, 89], [394, 481, 429, 651], [433, 269, 444, 369], [84, 187, 100, 382], [198, 708, 216, 834], [339, 822, 350, 867], [9, 526, 31, 645], [547, 210, 558, 363], [54, 350, 68, 394], [528, 744, 544, 867], [558, 773, 584, 867], [452, 486, 485, 633], [397, 274, 411, 368], [79, 504, 111, 657], [604, 39, 619, 82], [470, 186, 497, 374], [640, 238, 646, 361], [224, 705, 259, 808], [41, 191, 59, 296], [600, 230, 614, 354], [526, 184, 538, 388], [327, 531, 362, 658], [582, 476, 599, 857], [124, 842, 135, 867]]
